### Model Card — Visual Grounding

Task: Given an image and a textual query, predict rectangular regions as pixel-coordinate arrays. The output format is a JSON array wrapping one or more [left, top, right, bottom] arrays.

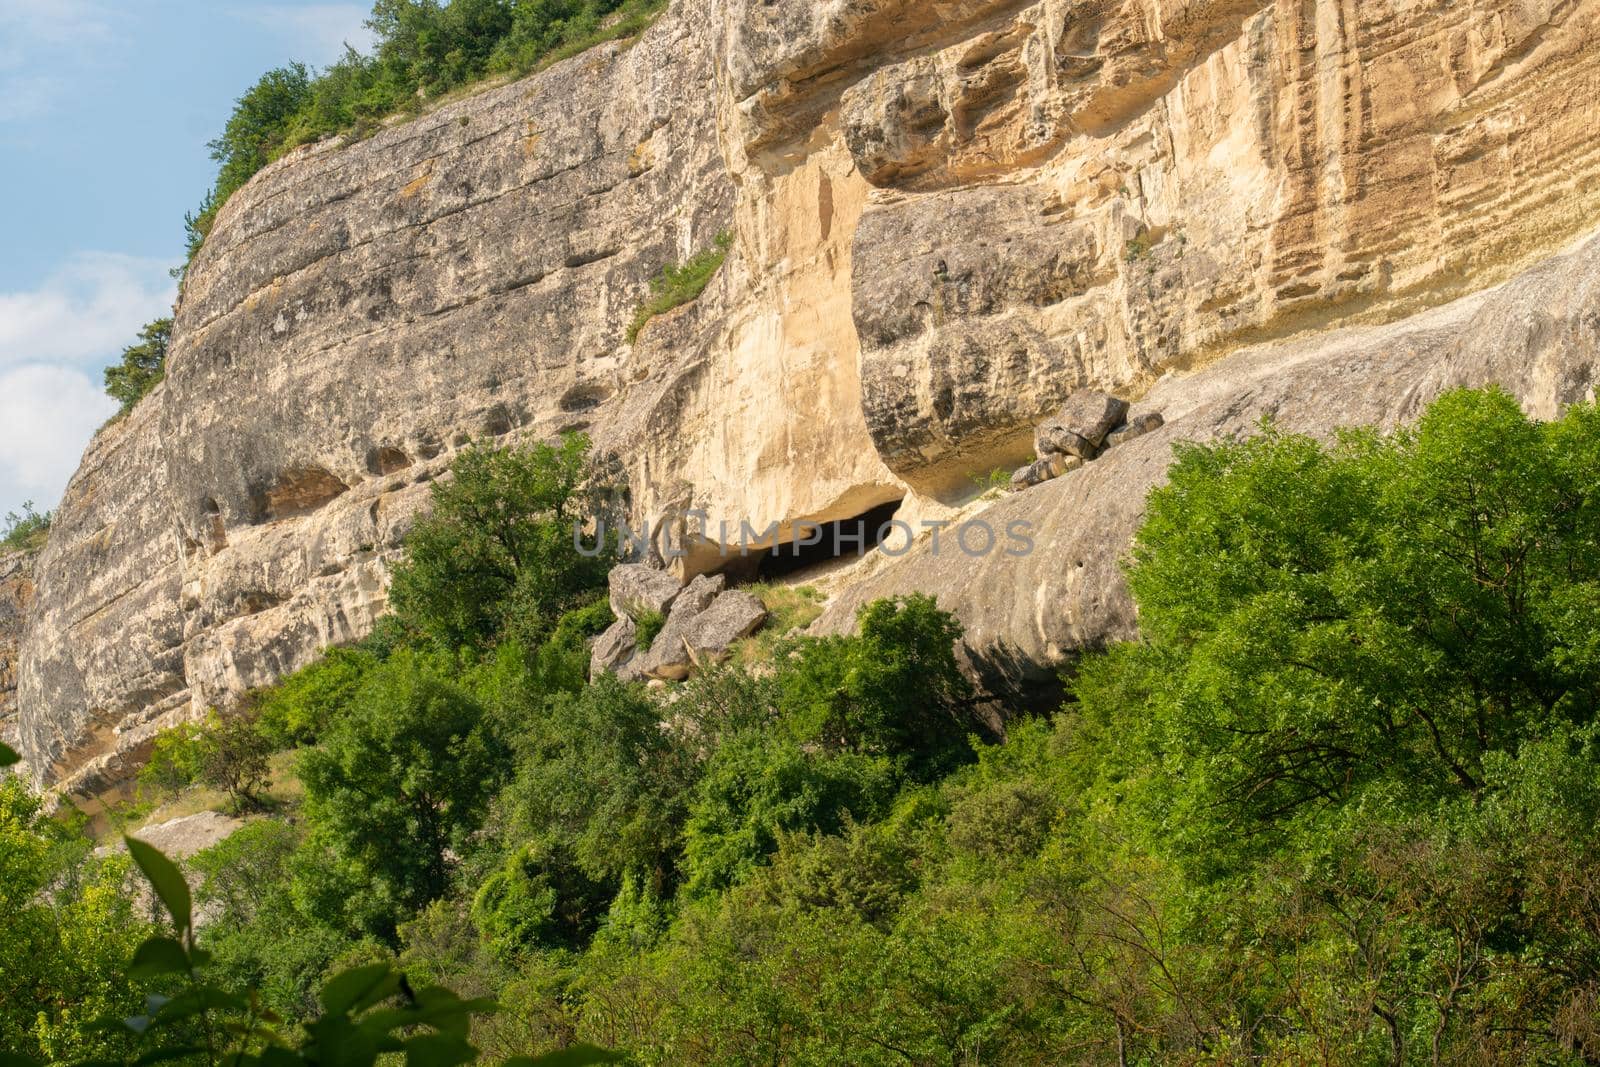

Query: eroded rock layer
[[17, 0, 1600, 790], [1, 550, 33, 756]]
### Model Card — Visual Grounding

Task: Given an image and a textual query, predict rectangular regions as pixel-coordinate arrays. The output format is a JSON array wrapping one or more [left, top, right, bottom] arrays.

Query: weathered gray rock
[[673, 573, 726, 617], [641, 589, 768, 681], [1105, 413, 1166, 449], [590, 616, 639, 681], [608, 565, 683, 622], [1009, 461, 1050, 492], [1035, 426, 1100, 461], [1038, 392, 1130, 452]]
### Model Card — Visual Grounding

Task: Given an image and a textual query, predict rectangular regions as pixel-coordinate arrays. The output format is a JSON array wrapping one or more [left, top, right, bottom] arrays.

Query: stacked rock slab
[[1012, 391, 1166, 491], [592, 566, 768, 682]]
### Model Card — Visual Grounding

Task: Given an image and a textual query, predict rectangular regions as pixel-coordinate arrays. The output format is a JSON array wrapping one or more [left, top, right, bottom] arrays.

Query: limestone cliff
[[16, 0, 1600, 791], [1, 550, 33, 756]]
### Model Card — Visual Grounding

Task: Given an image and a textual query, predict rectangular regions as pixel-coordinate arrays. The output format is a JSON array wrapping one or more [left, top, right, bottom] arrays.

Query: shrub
[[137, 719, 206, 801], [1, 501, 51, 554], [633, 608, 665, 651], [624, 231, 733, 343], [195, 711, 273, 812], [778, 594, 976, 780], [252, 645, 378, 749], [682, 733, 898, 896], [471, 839, 611, 961]]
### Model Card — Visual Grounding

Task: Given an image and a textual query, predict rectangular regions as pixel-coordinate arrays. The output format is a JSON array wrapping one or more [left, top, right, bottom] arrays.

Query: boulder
[[1105, 412, 1166, 449], [1010, 459, 1054, 492], [641, 589, 768, 680], [1011, 453, 1083, 491], [590, 615, 639, 681], [1035, 391, 1130, 457], [674, 572, 727, 616], [1035, 425, 1099, 460], [1044, 453, 1084, 479], [608, 564, 682, 621]]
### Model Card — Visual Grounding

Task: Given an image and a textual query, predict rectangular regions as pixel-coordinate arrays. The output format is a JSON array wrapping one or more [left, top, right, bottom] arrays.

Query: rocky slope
[[16, 0, 1600, 791]]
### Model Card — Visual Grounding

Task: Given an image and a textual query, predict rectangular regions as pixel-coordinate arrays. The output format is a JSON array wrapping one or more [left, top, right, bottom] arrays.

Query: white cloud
[[0, 254, 174, 517], [0, 253, 176, 369], [0, 364, 118, 517], [238, 4, 377, 67]]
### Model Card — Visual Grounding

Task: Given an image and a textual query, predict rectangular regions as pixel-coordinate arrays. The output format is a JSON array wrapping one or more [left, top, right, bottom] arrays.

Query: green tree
[[681, 733, 898, 896], [387, 433, 613, 652], [0, 777, 148, 1063], [778, 594, 976, 780], [251, 645, 379, 749], [1087, 389, 1600, 870], [298, 651, 504, 919], [494, 674, 699, 894], [103, 317, 172, 414], [184, 65, 314, 259]]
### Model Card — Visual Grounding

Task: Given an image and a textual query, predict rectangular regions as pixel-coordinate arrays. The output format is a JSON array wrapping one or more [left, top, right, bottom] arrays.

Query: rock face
[[16, 0, 1600, 790], [816, 230, 1600, 700], [0, 551, 34, 756]]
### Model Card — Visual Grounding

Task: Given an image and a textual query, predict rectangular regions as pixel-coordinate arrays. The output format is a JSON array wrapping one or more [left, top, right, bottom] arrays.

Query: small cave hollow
[[251, 466, 351, 523], [560, 382, 612, 413], [757, 499, 906, 581], [367, 445, 412, 476]]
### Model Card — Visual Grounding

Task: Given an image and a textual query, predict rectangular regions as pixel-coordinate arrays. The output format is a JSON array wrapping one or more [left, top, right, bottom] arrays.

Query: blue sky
[[0, 1, 376, 525]]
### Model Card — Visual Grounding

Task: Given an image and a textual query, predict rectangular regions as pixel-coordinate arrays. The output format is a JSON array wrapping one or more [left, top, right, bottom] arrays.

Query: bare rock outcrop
[[0, 551, 34, 756], [816, 229, 1600, 700], [16, 0, 1600, 792]]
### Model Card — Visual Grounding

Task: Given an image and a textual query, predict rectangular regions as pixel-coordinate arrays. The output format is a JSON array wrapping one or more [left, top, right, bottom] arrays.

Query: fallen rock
[[1010, 453, 1083, 492], [608, 564, 682, 621], [1009, 458, 1055, 492], [1105, 412, 1166, 449], [1035, 426, 1099, 461], [590, 615, 639, 681], [641, 589, 768, 680], [674, 573, 727, 616], [1045, 453, 1084, 479], [1035, 391, 1130, 457]]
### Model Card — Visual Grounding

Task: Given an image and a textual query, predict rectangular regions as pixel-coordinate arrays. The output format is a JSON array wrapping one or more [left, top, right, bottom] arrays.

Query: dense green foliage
[[387, 433, 614, 653], [624, 232, 733, 343], [183, 0, 668, 266], [102, 318, 172, 416], [11, 389, 1600, 1064], [0, 774, 148, 1063], [1, 502, 51, 554]]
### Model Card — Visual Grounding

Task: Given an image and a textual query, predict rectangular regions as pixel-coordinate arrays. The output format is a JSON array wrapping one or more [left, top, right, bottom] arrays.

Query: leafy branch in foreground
[[0, 792, 619, 1067]]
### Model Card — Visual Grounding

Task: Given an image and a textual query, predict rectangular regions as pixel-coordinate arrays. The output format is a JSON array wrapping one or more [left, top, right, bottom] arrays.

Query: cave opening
[[756, 499, 905, 581]]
